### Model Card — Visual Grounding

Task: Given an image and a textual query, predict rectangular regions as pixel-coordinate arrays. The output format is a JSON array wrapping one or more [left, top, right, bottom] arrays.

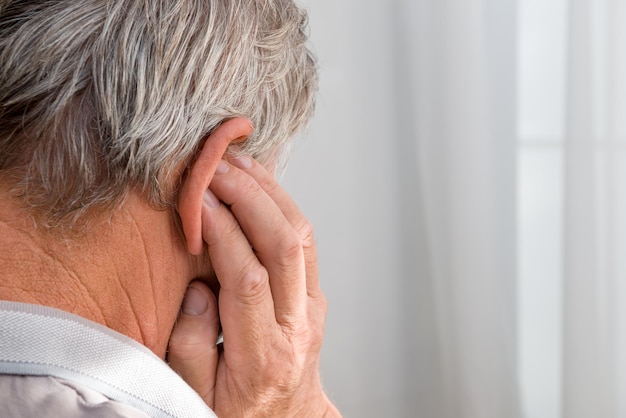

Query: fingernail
[[182, 286, 208, 316], [216, 160, 230, 174], [232, 155, 253, 170], [203, 189, 220, 209]]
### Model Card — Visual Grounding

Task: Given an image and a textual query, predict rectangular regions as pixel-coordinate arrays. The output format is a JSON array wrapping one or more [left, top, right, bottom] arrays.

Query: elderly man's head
[[0, 0, 317, 228]]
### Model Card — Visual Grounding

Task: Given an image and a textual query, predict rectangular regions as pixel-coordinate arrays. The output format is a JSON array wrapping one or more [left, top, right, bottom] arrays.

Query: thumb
[[168, 281, 220, 406]]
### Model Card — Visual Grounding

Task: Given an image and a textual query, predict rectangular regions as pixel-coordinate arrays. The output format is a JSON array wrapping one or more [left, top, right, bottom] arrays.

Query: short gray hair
[[0, 0, 317, 227]]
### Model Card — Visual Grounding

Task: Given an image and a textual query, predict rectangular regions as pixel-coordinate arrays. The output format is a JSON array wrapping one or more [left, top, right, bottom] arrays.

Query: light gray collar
[[0, 301, 216, 418]]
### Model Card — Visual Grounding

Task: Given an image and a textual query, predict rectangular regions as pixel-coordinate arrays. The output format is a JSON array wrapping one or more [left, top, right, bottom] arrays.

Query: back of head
[[0, 0, 317, 228]]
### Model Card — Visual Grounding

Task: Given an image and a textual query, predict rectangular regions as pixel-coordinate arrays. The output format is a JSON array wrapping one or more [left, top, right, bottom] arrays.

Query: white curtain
[[401, 1, 519, 417], [281, 0, 626, 417], [564, 1, 626, 417]]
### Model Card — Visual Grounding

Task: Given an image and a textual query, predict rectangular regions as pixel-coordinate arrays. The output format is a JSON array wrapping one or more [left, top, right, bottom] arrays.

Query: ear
[[178, 118, 254, 255]]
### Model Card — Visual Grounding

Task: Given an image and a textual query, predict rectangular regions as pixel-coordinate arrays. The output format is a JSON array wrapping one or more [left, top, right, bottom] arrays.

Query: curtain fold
[[563, 1, 626, 417], [402, 0, 520, 416]]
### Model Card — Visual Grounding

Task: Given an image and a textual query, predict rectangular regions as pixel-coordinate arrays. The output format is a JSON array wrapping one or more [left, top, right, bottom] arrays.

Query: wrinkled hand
[[168, 156, 340, 417]]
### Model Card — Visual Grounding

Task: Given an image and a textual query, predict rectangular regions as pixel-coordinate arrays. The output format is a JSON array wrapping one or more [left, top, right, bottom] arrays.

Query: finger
[[168, 281, 220, 406], [209, 160, 308, 323], [230, 155, 321, 298], [201, 189, 278, 366]]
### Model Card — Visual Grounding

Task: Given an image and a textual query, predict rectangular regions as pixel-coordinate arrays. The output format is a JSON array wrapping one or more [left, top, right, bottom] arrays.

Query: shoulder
[[0, 375, 151, 418]]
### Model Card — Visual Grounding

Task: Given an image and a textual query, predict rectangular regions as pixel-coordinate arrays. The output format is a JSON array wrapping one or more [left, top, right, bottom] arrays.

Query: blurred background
[[281, 1, 626, 417]]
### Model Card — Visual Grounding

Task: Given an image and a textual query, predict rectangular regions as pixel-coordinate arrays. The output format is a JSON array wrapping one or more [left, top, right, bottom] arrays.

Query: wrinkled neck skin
[[0, 185, 212, 359]]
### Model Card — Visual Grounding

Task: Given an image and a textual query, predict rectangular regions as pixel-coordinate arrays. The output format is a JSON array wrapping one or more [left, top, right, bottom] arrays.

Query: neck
[[0, 189, 211, 358]]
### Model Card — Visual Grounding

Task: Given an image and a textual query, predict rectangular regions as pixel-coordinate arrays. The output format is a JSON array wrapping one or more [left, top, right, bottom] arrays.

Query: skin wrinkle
[[0, 284, 46, 304], [125, 211, 158, 348], [107, 248, 143, 341], [47, 253, 107, 325], [19, 243, 106, 325]]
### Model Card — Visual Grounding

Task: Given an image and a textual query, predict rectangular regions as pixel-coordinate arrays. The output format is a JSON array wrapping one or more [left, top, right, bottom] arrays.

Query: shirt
[[0, 301, 217, 418]]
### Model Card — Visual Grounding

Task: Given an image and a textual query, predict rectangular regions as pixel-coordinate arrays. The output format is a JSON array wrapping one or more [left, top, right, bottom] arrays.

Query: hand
[[168, 156, 340, 417]]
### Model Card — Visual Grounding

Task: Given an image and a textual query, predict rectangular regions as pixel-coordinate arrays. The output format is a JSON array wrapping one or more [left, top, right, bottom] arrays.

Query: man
[[0, 0, 340, 416]]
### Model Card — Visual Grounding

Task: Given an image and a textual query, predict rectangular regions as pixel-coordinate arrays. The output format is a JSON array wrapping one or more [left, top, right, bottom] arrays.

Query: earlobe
[[177, 118, 254, 255]]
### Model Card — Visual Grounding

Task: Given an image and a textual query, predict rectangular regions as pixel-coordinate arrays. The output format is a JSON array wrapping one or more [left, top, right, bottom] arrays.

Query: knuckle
[[217, 219, 241, 244], [314, 304, 327, 331], [282, 320, 319, 357], [168, 330, 206, 357], [203, 211, 240, 247], [316, 293, 328, 316], [307, 321, 325, 353], [308, 296, 328, 344], [296, 218, 315, 248], [239, 175, 263, 199], [236, 263, 269, 302], [258, 173, 280, 195], [274, 231, 303, 265]]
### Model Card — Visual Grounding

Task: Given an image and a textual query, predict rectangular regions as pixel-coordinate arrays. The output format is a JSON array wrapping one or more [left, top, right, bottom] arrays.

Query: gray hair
[[0, 0, 317, 227]]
